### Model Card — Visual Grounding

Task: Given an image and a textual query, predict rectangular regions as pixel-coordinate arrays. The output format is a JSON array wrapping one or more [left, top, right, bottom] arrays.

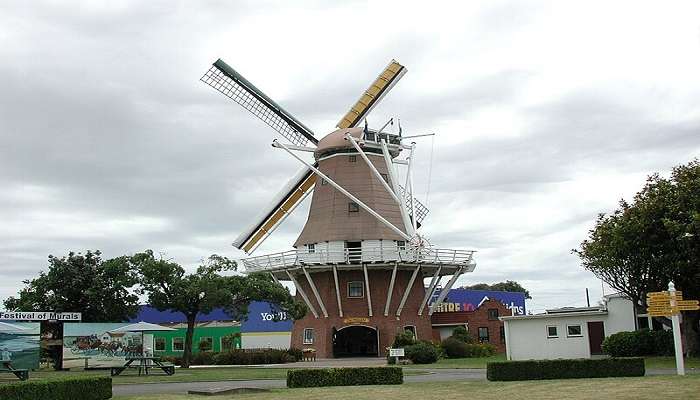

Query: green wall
[[152, 326, 241, 356]]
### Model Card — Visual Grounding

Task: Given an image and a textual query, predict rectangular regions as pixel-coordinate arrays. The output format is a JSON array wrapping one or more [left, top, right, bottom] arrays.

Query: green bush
[[212, 348, 293, 365], [487, 358, 645, 381], [287, 347, 304, 362], [405, 341, 439, 364], [602, 329, 673, 357], [287, 367, 403, 388], [441, 338, 496, 358], [392, 331, 417, 347], [451, 326, 474, 343], [442, 337, 469, 358], [0, 376, 112, 400]]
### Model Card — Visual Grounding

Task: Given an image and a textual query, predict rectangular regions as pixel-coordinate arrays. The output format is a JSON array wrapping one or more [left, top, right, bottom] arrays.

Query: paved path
[[112, 369, 485, 397]]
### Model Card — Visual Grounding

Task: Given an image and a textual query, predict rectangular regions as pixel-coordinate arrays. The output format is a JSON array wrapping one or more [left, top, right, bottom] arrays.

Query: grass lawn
[[0, 367, 426, 386], [645, 356, 700, 370], [115, 375, 700, 400], [404, 354, 505, 369], [0, 367, 290, 385]]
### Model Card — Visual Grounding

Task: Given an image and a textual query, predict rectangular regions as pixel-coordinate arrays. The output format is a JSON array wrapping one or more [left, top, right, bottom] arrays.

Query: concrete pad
[[188, 387, 271, 396]]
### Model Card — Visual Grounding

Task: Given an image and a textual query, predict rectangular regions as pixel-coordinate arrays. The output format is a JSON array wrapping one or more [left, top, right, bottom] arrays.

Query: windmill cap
[[314, 127, 364, 159]]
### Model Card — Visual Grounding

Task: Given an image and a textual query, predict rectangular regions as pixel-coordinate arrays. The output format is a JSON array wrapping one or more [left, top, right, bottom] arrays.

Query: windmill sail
[[233, 166, 316, 253], [202, 59, 318, 146], [336, 60, 407, 129], [399, 185, 429, 225]]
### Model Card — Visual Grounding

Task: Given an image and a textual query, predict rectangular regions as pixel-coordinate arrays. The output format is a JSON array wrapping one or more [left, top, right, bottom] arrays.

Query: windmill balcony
[[241, 246, 476, 276]]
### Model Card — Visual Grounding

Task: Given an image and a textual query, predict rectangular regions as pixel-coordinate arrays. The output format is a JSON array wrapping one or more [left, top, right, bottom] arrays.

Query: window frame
[[348, 155, 357, 163], [397, 240, 406, 251], [154, 337, 166, 351], [172, 337, 185, 352], [566, 324, 583, 338], [321, 178, 327, 185], [478, 327, 490, 343], [404, 325, 417, 340], [303, 328, 314, 345], [307, 244, 315, 254], [487, 308, 499, 321], [546, 325, 558, 338], [347, 281, 364, 298], [348, 202, 360, 213]]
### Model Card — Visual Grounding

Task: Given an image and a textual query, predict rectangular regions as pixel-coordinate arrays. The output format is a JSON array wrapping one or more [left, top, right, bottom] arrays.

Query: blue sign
[[240, 301, 292, 333], [430, 289, 526, 315]]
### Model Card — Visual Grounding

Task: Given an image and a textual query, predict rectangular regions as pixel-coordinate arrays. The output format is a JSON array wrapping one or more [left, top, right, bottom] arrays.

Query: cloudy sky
[[1, 1, 699, 312]]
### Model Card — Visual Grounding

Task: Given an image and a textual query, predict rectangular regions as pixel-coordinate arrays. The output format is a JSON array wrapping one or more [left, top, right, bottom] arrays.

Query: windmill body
[[201, 59, 476, 357]]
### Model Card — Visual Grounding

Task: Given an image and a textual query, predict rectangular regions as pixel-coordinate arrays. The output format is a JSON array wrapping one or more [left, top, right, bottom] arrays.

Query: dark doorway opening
[[345, 241, 362, 263], [333, 326, 378, 357], [587, 321, 605, 355]]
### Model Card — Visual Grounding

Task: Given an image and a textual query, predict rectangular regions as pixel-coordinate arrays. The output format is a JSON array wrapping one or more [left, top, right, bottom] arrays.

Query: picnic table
[[1, 360, 29, 381], [110, 356, 175, 377]]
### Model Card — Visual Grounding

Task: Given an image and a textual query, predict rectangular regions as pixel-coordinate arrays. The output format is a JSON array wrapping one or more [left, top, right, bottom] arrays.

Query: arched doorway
[[332, 326, 378, 357]]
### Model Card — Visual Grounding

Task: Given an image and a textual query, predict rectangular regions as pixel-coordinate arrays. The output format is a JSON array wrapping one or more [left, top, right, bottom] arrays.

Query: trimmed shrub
[[451, 326, 474, 343], [487, 358, 645, 381], [602, 329, 673, 357], [442, 338, 497, 358], [442, 337, 469, 358], [392, 331, 417, 347], [287, 347, 304, 362], [0, 376, 112, 400], [287, 367, 403, 388], [405, 341, 439, 364], [190, 351, 216, 365], [212, 348, 293, 365]]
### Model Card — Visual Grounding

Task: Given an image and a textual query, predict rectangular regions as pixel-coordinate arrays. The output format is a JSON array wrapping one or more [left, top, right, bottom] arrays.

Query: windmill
[[201, 58, 476, 358]]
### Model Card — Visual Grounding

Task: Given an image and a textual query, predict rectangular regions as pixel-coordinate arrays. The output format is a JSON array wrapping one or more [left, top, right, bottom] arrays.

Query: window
[[199, 337, 213, 351], [307, 244, 315, 253], [348, 281, 364, 298], [404, 325, 417, 340], [380, 173, 389, 184], [221, 336, 234, 351], [365, 132, 375, 142], [154, 337, 166, 351], [547, 326, 558, 338], [321, 178, 327, 185], [499, 326, 506, 344], [488, 308, 499, 321], [348, 202, 359, 213], [172, 337, 184, 351], [478, 327, 489, 343], [567, 325, 582, 337], [397, 240, 406, 251], [303, 328, 314, 345], [349, 155, 357, 162]]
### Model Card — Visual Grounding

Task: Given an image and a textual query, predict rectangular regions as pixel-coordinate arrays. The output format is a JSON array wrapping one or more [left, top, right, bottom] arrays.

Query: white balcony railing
[[242, 247, 475, 273]]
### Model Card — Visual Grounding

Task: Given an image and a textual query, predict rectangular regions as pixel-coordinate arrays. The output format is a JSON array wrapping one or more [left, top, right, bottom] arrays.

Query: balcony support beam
[[333, 265, 343, 318], [396, 265, 420, 317], [363, 263, 373, 317], [418, 266, 442, 316], [302, 266, 328, 318], [384, 263, 398, 316], [286, 269, 318, 318]]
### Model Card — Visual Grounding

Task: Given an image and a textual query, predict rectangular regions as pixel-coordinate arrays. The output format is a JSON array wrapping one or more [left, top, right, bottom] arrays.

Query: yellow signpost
[[646, 283, 699, 376]]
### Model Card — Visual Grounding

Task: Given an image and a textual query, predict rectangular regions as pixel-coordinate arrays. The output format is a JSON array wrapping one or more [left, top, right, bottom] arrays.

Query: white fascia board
[[499, 310, 608, 321]]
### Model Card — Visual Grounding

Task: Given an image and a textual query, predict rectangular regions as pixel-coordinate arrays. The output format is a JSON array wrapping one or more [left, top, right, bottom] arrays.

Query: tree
[[573, 159, 700, 355], [132, 250, 306, 368], [460, 280, 532, 299], [3, 250, 140, 321]]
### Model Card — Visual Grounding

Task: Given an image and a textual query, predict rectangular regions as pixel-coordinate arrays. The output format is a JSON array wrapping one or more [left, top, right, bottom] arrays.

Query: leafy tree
[[132, 250, 306, 368], [3, 250, 139, 321], [460, 280, 531, 299], [573, 159, 700, 355]]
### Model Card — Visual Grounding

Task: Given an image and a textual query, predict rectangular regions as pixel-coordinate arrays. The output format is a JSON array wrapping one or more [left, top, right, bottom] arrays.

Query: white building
[[500, 294, 636, 360]]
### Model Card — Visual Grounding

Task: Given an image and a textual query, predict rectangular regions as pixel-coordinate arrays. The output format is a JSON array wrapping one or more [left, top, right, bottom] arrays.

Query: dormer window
[[307, 244, 315, 253], [349, 155, 357, 162], [348, 202, 359, 213]]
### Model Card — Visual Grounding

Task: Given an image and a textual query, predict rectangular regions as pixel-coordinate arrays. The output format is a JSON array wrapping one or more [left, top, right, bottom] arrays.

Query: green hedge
[[161, 348, 295, 366], [487, 358, 645, 381], [0, 376, 112, 400], [602, 329, 674, 357], [441, 337, 497, 358], [287, 367, 403, 388], [404, 341, 440, 364]]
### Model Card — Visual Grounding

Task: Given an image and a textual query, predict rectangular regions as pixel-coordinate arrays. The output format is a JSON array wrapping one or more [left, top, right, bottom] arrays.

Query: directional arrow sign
[[676, 300, 699, 311]]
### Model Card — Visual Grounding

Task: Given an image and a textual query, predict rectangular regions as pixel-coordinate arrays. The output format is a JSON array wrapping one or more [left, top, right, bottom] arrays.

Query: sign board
[[343, 317, 370, 324], [0, 311, 81, 321], [389, 348, 405, 357]]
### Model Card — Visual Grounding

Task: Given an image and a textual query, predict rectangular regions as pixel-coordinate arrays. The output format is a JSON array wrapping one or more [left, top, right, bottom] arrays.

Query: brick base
[[290, 267, 432, 358]]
